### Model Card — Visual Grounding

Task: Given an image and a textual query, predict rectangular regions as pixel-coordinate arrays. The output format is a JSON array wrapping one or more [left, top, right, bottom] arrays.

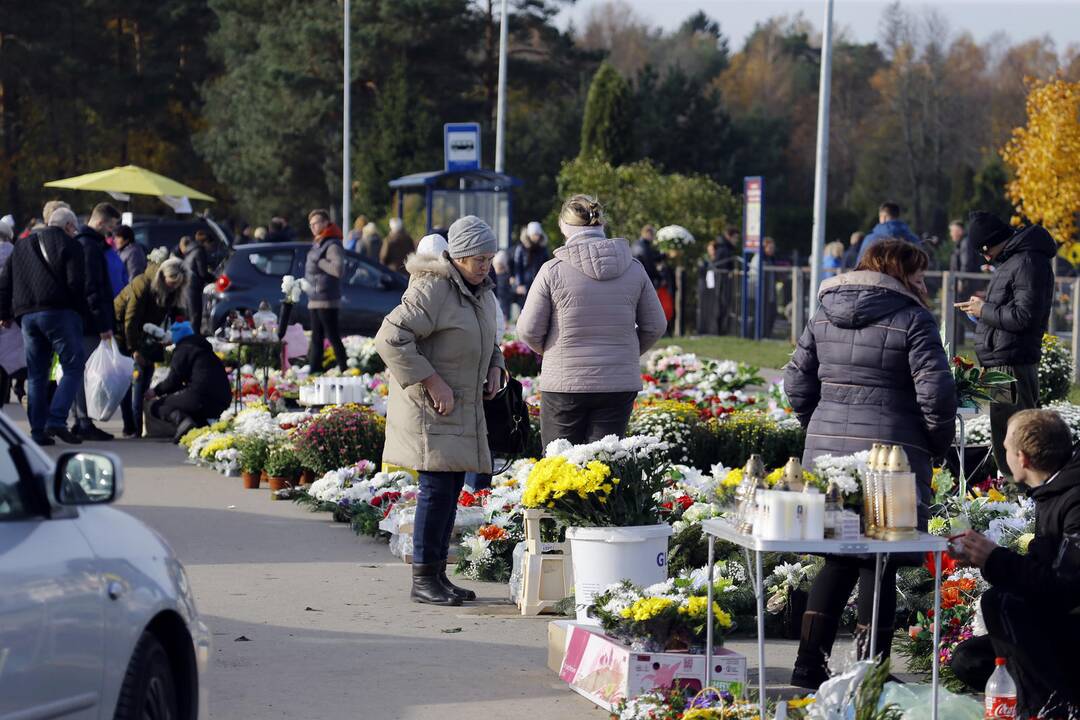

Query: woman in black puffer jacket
[[784, 239, 956, 689]]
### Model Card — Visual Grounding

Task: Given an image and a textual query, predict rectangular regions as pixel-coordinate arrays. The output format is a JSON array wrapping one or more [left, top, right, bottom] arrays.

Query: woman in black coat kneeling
[[784, 239, 957, 688], [147, 321, 232, 442]]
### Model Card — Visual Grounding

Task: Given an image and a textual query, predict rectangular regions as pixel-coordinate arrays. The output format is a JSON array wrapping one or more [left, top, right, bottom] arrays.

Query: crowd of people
[[2, 192, 1076, 713], [0, 201, 229, 444]]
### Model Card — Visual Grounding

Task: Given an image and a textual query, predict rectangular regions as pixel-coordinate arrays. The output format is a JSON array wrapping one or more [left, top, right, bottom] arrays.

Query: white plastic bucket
[[566, 524, 673, 623]]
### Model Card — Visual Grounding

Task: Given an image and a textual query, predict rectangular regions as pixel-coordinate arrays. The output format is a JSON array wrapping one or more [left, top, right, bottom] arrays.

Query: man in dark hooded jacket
[[146, 321, 231, 442], [955, 211, 1056, 473], [950, 409, 1080, 717]]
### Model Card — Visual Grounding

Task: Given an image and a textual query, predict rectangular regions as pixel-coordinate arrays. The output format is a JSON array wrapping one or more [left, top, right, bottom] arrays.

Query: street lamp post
[[342, 0, 351, 228], [494, 0, 509, 173], [808, 0, 834, 318]]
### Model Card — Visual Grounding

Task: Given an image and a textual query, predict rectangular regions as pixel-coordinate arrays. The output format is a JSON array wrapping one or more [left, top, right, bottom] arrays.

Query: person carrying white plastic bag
[[83, 337, 135, 421]]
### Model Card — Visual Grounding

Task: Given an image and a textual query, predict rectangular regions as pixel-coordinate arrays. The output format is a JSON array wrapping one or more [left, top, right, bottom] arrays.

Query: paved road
[[11, 406, 803, 719]]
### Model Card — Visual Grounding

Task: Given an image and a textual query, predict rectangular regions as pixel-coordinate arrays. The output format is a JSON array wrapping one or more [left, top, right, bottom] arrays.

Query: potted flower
[[588, 574, 735, 652], [237, 436, 269, 489], [522, 435, 673, 622], [263, 442, 301, 496]]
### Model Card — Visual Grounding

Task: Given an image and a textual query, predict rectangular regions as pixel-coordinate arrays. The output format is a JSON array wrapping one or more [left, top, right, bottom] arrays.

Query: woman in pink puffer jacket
[[517, 195, 666, 449]]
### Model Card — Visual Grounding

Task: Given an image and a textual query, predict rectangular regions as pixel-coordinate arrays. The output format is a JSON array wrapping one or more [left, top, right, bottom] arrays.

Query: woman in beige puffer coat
[[518, 195, 666, 448], [375, 216, 506, 607]]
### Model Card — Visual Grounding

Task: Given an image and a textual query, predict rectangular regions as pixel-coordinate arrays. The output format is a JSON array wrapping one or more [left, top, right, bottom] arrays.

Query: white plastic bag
[[84, 338, 135, 421]]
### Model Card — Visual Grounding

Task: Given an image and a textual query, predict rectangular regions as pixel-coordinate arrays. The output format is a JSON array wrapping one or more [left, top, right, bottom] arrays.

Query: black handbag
[[483, 374, 532, 466]]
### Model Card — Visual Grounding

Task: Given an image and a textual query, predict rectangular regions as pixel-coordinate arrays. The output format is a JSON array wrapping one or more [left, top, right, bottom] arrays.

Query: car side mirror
[[54, 451, 124, 505]]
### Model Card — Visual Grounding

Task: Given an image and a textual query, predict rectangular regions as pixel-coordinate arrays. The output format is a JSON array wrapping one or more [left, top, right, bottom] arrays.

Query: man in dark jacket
[[950, 409, 1080, 717], [114, 225, 147, 281], [146, 322, 231, 442], [180, 235, 213, 334], [855, 201, 923, 265], [0, 208, 88, 445], [842, 231, 864, 270], [948, 219, 983, 346], [631, 224, 661, 287], [71, 203, 121, 441], [512, 222, 550, 310], [955, 211, 1056, 473]]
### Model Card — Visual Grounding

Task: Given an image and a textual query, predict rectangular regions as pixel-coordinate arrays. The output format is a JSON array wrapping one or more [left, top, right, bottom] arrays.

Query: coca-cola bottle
[[985, 657, 1017, 718]]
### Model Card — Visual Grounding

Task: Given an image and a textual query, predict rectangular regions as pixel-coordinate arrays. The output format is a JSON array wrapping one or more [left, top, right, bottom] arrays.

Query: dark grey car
[[204, 242, 406, 336]]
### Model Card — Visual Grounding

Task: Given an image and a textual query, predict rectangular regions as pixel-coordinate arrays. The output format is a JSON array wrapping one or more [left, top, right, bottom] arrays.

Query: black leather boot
[[791, 611, 840, 690], [437, 561, 476, 601], [166, 409, 197, 444], [411, 563, 462, 606]]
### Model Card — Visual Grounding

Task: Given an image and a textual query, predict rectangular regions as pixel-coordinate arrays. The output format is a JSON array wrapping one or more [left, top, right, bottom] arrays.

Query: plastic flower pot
[[565, 524, 673, 624], [299, 469, 315, 486], [242, 470, 260, 489], [260, 470, 269, 485], [267, 476, 292, 498]]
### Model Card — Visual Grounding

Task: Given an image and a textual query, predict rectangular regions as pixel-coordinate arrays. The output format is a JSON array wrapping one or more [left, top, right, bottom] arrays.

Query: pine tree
[[580, 62, 633, 165]]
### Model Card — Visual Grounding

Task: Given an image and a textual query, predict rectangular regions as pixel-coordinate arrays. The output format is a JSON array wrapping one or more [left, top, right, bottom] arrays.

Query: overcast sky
[[557, 1, 1080, 52]]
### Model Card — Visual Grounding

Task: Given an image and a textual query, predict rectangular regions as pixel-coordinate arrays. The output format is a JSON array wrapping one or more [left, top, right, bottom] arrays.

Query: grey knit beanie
[[447, 215, 497, 258]]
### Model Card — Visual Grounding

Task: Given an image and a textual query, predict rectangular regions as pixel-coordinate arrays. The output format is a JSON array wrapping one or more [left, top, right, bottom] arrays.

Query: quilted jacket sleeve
[[516, 264, 552, 354], [907, 310, 957, 458], [980, 254, 1051, 335], [374, 277, 445, 388], [635, 269, 667, 353], [784, 318, 821, 428]]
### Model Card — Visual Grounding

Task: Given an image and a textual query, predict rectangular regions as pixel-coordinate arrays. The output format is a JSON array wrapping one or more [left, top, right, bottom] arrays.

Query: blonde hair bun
[[559, 194, 604, 227]]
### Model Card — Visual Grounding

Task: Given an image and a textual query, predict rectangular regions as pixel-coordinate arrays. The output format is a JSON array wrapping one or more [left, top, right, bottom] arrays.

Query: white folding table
[[699, 518, 949, 720]]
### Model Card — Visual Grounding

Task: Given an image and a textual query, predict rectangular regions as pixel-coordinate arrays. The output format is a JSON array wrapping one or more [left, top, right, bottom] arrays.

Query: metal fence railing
[[685, 267, 1080, 381]]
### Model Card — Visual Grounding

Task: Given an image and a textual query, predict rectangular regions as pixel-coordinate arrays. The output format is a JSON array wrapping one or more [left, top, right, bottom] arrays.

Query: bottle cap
[[995, 657, 1007, 666]]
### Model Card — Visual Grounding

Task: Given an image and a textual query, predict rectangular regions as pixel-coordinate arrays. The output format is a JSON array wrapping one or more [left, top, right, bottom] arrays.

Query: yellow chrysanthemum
[[678, 596, 732, 628], [619, 597, 675, 622]]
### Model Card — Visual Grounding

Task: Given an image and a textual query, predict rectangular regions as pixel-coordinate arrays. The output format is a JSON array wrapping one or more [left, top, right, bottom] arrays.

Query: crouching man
[[145, 321, 231, 442], [950, 409, 1080, 717]]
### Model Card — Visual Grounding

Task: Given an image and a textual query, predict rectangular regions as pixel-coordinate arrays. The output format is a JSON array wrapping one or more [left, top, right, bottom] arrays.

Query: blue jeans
[[465, 472, 492, 491], [21, 310, 85, 435], [413, 471, 465, 565]]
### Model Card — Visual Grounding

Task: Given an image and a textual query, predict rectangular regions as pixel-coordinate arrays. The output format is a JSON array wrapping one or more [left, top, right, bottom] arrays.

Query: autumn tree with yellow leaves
[[1001, 76, 1080, 261]]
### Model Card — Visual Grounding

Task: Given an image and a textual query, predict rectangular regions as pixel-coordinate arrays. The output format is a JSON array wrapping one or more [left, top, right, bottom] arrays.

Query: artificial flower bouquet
[[951, 354, 1014, 410], [522, 435, 672, 527], [588, 571, 736, 653]]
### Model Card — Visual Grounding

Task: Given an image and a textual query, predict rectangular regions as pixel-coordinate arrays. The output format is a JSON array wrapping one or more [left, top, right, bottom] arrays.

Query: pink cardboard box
[[558, 624, 747, 712]]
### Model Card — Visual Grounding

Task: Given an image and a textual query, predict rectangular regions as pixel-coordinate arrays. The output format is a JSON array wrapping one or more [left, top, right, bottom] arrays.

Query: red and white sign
[[743, 176, 764, 252]]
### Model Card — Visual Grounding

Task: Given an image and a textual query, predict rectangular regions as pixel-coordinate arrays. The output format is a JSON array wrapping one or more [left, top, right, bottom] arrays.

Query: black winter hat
[[968, 210, 1014, 253]]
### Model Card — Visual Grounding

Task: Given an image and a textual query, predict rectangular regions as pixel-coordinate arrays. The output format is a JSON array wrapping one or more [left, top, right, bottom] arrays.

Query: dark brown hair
[[307, 209, 330, 223], [1008, 409, 1073, 472], [856, 239, 930, 307], [91, 202, 121, 222]]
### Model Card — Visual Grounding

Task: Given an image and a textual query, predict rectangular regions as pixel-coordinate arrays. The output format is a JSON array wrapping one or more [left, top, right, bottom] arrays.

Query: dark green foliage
[[706, 413, 806, 469], [580, 62, 634, 165]]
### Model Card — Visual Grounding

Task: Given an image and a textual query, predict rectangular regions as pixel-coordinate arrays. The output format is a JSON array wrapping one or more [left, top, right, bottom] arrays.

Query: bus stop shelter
[[388, 169, 522, 249]]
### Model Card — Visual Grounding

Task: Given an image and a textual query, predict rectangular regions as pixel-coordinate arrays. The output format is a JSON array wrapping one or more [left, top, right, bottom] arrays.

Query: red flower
[[459, 490, 477, 507], [660, 501, 674, 512], [924, 552, 957, 577], [676, 495, 694, 511]]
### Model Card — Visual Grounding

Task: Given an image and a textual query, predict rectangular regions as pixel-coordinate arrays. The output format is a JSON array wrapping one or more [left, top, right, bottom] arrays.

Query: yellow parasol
[[43, 164, 214, 202]]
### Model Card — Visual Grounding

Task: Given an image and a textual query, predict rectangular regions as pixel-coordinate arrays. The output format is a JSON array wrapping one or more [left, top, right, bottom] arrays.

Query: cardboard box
[[547, 620, 579, 674], [559, 625, 746, 712]]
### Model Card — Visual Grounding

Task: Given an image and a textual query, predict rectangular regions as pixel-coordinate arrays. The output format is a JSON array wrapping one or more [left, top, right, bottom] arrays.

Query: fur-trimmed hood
[[404, 251, 494, 300]]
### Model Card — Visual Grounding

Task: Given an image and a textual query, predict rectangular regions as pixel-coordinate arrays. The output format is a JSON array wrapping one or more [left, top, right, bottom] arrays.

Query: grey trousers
[[989, 363, 1039, 475], [539, 390, 637, 449]]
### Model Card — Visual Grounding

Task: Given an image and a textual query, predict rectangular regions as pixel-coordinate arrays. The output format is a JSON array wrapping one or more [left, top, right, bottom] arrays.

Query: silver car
[[0, 414, 210, 719]]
